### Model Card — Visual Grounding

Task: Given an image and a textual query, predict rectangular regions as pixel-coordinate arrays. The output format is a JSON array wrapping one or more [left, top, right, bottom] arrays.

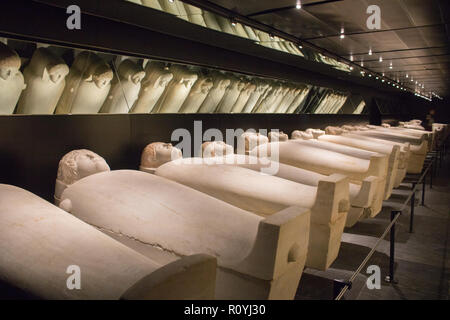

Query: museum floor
[[296, 154, 450, 300]]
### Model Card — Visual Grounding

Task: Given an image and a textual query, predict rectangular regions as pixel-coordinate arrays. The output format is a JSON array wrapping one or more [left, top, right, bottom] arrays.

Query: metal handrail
[[334, 155, 435, 300]]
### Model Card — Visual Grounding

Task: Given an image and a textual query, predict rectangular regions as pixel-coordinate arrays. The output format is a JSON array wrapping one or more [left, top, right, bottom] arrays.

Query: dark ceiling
[[191, 0, 450, 98]]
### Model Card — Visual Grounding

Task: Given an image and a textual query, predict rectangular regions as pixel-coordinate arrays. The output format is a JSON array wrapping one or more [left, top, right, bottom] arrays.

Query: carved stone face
[[131, 71, 146, 84], [237, 81, 246, 91], [157, 73, 173, 88], [219, 79, 231, 90], [48, 64, 70, 84], [180, 77, 196, 89], [141, 142, 183, 169], [0, 66, 17, 81], [201, 79, 214, 94], [57, 150, 110, 186], [93, 73, 112, 89], [0, 43, 21, 81]]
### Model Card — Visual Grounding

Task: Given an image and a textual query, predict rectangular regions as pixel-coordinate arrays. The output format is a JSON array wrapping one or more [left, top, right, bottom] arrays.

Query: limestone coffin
[[250, 141, 385, 219], [130, 61, 174, 113], [57, 164, 310, 299], [286, 139, 389, 221], [198, 147, 375, 228], [350, 130, 427, 174], [0, 184, 216, 300], [341, 133, 411, 187], [369, 126, 434, 152], [240, 132, 270, 155], [55, 51, 113, 114], [100, 59, 146, 114], [16, 47, 69, 114], [178, 73, 213, 113], [316, 135, 400, 200], [153, 65, 198, 113], [230, 82, 256, 113], [0, 42, 25, 114], [241, 82, 271, 113], [154, 157, 349, 271], [215, 77, 246, 113], [197, 72, 231, 113]]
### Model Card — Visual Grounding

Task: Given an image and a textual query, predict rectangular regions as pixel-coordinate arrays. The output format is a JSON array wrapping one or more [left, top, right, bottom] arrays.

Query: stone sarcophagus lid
[[0, 184, 217, 300], [268, 131, 289, 142], [215, 77, 246, 113], [214, 154, 376, 228], [146, 147, 349, 271], [230, 81, 256, 113], [249, 141, 386, 220], [139, 142, 183, 174], [348, 129, 428, 174], [55, 51, 113, 114], [197, 72, 231, 113], [371, 125, 434, 152], [154, 65, 198, 113], [56, 150, 310, 300], [291, 130, 313, 140], [342, 133, 411, 188], [284, 139, 389, 222], [130, 61, 174, 113], [0, 42, 25, 114], [239, 131, 270, 155], [100, 59, 146, 114], [16, 47, 69, 114], [318, 134, 401, 199], [178, 73, 213, 113]]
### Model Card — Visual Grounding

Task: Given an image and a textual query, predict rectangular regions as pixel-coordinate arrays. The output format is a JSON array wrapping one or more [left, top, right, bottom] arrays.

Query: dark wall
[[0, 114, 369, 202]]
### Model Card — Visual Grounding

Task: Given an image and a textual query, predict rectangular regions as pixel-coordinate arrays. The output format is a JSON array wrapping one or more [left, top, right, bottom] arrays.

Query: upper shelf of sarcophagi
[[154, 157, 349, 271], [58, 169, 310, 300], [0, 184, 217, 300], [316, 135, 400, 200]]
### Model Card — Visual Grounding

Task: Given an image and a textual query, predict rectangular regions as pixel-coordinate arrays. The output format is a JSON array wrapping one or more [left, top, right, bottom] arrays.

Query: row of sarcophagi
[[0, 43, 317, 115], [0, 120, 447, 300]]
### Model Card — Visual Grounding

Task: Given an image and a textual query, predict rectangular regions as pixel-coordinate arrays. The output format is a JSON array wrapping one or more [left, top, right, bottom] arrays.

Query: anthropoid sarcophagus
[[56, 150, 310, 300], [0, 184, 217, 300]]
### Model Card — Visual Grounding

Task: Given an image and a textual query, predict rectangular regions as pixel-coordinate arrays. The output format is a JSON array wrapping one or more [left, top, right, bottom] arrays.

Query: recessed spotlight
[[340, 27, 345, 39], [389, 62, 393, 69], [296, 1, 302, 9], [406, 74, 409, 78], [350, 55, 354, 61], [369, 49, 373, 55], [379, 56, 383, 62]]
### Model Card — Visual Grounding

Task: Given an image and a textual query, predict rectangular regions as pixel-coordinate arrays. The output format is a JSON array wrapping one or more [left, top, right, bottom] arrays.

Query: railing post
[[385, 211, 400, 284], [410, 190, 415, 233], [430, 160, 433, 189], [422, 173, 426, 206]]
